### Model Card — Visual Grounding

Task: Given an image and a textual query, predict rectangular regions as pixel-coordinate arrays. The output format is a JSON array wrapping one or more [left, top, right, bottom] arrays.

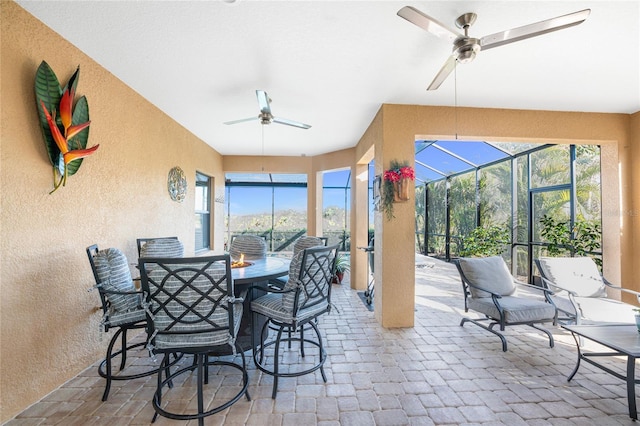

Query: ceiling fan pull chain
[[454, 64, 458, 140], [261, 124, 265, 172]]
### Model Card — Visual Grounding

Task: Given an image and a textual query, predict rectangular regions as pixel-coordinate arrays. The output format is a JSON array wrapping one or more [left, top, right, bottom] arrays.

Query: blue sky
[[226, 169, 353, 216]]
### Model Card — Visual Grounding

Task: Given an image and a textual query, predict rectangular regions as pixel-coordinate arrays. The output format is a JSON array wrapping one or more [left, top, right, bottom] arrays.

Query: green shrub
[[539, 214, 602, 266], [459, 224, 510, 257]]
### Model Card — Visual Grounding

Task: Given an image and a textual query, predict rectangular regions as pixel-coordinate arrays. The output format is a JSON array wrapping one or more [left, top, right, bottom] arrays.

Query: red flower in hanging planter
[[383, 169, 401, 182], [399, 166, 415, 180], [383, 165, 415, 182]]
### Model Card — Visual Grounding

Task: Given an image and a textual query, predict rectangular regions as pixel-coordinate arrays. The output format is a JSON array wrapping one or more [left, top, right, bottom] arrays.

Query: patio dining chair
[[535, 256, 640, 325], [229, 234, 267, 261], [86, 245, 179, 401], [270, 235, 326, 289], [139, 255, 250, 425], [251, 244, 338, 398], [136, 237, 183, 258], [456, 256, 558, 351]]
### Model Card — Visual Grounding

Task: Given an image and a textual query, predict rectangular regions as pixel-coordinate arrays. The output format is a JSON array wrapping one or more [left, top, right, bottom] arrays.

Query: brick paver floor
[[7, 256, 637, 425]]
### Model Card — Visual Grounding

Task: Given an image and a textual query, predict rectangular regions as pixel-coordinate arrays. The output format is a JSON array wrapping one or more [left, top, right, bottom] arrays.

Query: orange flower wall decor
[[35, 61, 99, 194]]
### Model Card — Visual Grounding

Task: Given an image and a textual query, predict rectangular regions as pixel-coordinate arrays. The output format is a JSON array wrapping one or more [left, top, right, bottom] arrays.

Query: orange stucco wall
[[1, 2, 227, 421]]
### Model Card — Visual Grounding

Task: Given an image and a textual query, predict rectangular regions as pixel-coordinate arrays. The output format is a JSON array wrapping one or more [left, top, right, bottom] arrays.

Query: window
[[322, 169, 351, 250], [224, 173, 308, 251], [195, 172, 211, 252]]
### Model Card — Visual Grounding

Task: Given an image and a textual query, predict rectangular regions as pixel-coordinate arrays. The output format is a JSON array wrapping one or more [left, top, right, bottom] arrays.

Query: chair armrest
[[228, 295, 245, 304], [99, 287, 144, 297], [514, 280, 554, 295], [248, 283, 295, 294], [539, 276, 579, 297], [603, 278, 640, 303]]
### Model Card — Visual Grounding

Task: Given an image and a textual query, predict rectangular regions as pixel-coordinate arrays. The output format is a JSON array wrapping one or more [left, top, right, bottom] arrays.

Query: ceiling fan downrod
[[453, 13, 480, 64]]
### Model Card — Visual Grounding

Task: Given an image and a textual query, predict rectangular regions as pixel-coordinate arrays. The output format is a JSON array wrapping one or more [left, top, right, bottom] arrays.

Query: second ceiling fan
[[224, 90, 311, 129], [397, 6, 591, 91]]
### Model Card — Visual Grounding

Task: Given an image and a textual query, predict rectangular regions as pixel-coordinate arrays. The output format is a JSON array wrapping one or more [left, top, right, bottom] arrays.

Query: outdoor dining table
[[231, 256, 290, 351]]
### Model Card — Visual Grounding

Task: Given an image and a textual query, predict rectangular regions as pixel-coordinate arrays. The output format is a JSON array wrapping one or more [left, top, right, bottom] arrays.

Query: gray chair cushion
[[140, 238, 184, 258], [93, 248, 140, 314], [229, 235, 267, 261], [458, 256, 516, 298], [293, 236, 324, 253], [154, 304, 242, 350], [468, 296, 557, 324], [537, 257, 606, 297], [108, 309, 147, 327], [272, 236, 324, 288], [251, 292, 327, 324], [282, 250, 305, 312], [281, 248, 327, 313]]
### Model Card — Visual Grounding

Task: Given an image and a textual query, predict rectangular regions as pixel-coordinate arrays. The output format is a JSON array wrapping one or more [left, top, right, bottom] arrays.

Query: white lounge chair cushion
[[458, 256, 516, 298], [552, 295, 637, 324], [537, 257, 606, 297]]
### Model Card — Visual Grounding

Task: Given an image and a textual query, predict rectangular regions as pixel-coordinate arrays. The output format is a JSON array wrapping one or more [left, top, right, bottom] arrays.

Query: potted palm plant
[[332, 254, 350, 284]]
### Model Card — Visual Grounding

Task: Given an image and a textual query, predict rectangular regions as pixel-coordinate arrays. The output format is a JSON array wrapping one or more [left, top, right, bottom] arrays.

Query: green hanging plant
[[35, 61, 98, 194]]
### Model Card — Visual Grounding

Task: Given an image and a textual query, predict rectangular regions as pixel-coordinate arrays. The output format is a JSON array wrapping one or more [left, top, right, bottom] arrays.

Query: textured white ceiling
[[16, 1, 640, 157]]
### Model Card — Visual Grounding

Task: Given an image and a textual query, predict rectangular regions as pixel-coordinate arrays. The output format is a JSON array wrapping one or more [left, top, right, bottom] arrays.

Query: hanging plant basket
[[382, 160, 415, 220], [393, 178, 411, 202]]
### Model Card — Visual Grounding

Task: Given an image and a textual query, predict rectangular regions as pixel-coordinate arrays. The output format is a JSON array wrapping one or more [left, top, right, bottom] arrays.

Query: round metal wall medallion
[[167, 166, 187, 202]]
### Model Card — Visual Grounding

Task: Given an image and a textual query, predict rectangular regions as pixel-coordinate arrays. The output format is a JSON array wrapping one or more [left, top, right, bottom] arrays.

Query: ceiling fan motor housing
[[259, 112, 273, 125], [453, 37, 480, 63]]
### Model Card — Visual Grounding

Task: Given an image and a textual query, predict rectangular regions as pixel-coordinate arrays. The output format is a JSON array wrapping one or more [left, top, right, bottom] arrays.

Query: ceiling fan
[[223, 90, 311, 129], [397, 6, 591, 91]]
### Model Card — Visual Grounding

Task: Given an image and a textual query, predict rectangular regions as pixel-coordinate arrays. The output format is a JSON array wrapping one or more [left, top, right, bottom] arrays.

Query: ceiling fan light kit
[[397, 6, 591, 91]]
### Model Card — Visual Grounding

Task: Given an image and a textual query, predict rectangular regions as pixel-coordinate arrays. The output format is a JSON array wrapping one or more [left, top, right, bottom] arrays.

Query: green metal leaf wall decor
[[34, 61, 98, 193], [35, 61, 63, 168]]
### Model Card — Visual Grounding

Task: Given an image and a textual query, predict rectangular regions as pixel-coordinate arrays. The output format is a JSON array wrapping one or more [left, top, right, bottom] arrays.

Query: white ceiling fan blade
[[480, 9, 591, 51], [397, 6, 459, 42], [427, 55, 457, 91], [272, 117, 311, 129], [223, 116, 259, 125], [256, 90, 271, 114]]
